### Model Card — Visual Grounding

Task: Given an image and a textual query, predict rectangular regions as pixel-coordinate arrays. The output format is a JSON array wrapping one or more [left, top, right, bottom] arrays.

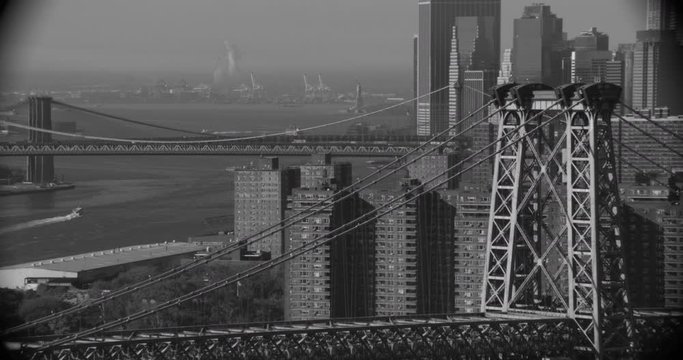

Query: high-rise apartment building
[[299, 153, 352, 190], [362, 179, 454, 316], [407, 148, 460, 190], [233, 157, 300, 256], [417, 0, 500, 136], [440, 187, 490, 313], [613, 115, 683, 184], [512, 3, 564, 85], [622, 185, 683, 308], [462, 70, 496, 187], [284, 187, 375, 321]]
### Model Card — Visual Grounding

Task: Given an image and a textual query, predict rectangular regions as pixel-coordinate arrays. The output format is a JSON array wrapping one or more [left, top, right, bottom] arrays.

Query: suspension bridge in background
[[1, 82, 682, 359], [0, 89, 452, 183]]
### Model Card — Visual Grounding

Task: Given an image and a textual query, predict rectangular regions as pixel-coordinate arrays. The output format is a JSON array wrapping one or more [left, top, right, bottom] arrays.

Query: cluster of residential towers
[[232, 0, 683, 320]]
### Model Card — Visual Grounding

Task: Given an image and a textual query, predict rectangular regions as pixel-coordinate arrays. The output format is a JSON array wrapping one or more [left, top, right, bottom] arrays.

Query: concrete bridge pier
[[26, 96, 54, 184]]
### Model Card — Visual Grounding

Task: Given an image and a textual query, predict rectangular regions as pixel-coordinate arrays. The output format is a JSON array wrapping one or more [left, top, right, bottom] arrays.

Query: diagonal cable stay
[[4, 83, 497, 335], [620, 102, 683, 143], [33, 100, 572, 351]]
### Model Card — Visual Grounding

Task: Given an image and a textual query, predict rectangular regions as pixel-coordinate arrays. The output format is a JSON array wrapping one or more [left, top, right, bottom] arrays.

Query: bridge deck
[[0, 142, 431, 157], [8, 312, 564, 349]]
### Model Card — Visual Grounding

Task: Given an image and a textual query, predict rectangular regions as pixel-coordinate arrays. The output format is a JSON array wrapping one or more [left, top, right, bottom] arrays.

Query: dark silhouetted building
[[647, 0, 683, 45], [632, 29, 683, 115], [512, 3, 564, 85], [234, 157, 300, 257], [417, 0, 500, 136], [621, 203, 665, 308], [622, 184, 683, 308]]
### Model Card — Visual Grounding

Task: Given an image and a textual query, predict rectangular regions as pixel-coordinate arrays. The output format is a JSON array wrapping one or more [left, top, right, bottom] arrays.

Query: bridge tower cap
[[555, 83, 585, 108], [490, 83, 517, 108], [579, 82, 622, 110]]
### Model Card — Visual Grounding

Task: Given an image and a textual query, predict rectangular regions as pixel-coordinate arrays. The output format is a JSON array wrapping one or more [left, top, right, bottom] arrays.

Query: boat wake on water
[[0, 208, 83, 235]]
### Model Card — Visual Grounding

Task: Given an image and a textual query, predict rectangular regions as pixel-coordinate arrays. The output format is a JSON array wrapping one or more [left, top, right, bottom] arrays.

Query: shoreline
[[0, 183, 76, 196]]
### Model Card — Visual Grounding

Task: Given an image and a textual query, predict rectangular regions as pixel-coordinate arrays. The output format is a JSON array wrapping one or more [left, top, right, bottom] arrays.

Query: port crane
[[248, 72, 265, 102]]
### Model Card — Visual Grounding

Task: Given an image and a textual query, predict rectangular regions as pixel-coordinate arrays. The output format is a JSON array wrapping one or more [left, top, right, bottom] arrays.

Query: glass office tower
[[417, 0, 500, 136]]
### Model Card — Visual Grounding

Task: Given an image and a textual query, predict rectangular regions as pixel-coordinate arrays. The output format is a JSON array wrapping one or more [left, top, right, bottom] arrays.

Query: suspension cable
[[4, 85, 452, 144], [614, 138, 675, 177], [34, 101, 572, 351], [4, 91, 498, 335], [461, 84, 493, 99], [614, 114, 683, 159], [51, 100, 220, 137], [620, 102, 683, 143], [0, 99, 27, 112]]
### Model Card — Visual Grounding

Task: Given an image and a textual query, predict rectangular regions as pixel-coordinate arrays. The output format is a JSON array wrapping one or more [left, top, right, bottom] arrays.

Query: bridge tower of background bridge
[[482, 82, 634, 359], [26, 96, 55, 184]]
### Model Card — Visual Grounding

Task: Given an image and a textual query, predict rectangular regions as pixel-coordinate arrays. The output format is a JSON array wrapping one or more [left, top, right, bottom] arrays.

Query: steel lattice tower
[[482, 82, 635, 359]]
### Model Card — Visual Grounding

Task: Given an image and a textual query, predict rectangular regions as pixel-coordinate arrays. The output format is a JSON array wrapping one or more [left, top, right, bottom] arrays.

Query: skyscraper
[[617, 43, 636, 110], [413, 34, 419, 127], [497, 48, 513, 85], [512, 3, 564, 85], [632, 29, 683, 114], [233, 157, 300, 257], [417, 0, 500, 136], [647, 0, 683, 45], [571, 27, 612, 83], [604, 52, 625, 115], [448, 26, 461, 136], [461, 69, 496, 187]]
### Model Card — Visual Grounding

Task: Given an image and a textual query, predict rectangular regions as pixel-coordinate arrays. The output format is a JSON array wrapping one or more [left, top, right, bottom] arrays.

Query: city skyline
[[1, 1, 682, 358], [1, 0, 646, 78]]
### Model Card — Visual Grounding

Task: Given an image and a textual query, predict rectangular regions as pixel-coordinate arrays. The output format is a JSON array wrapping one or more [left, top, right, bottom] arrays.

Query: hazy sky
[[1, 0, 646, 75]]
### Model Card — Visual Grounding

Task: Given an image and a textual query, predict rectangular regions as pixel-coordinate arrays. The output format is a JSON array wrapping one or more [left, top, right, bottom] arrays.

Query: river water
[[0, 103, 410, 266]]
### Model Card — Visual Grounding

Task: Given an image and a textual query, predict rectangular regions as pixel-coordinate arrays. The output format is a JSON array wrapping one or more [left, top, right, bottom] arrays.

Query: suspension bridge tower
[[482, 82, 634, 359], [26, 96, 55, 184]]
